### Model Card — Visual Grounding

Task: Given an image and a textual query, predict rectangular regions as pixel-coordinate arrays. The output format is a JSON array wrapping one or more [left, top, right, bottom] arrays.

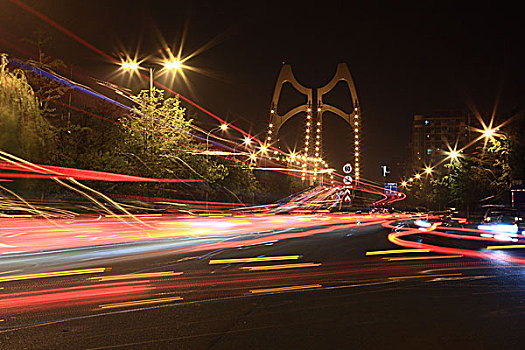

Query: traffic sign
[[341, 188, 352, 202], [385, 182, 397, 196], [342, 163, 353, 174], [343, 175, 353, 186]]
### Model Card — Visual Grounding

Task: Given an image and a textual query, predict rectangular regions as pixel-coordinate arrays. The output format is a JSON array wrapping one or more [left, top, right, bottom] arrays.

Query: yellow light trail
[[209, 255, 302, 264], [104, 214, 163, 217], [0, 268, 107, 283], [486, 245, 525, 250], [0, 243, 16, 248], [366, 249, 430, 256], [88, 271, 183, 282], [249, 284, 322, 294], [240, 262, 321, 271], [99, 296, 183, 309], [384, 255, 463, 261], [388, 273, 462, 280]]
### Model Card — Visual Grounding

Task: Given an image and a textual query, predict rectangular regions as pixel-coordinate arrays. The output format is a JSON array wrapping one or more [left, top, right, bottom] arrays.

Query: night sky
[[1, 0, 523, 182]]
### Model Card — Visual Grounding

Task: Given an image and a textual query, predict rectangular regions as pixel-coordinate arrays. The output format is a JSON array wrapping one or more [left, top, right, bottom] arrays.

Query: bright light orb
[[220, 124, 228, 131], [121, 60, 139, 71], [164, 59, 182, 71], [425, 167, 432, 174], [483, 128, 495, 139]]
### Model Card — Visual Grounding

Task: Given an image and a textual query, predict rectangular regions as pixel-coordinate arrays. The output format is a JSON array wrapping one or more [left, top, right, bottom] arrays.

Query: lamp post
[[203, 123, 227, 212], [206, 123, 228, 158], [120, 57, 183, 97], [232, 136, 252, 159]]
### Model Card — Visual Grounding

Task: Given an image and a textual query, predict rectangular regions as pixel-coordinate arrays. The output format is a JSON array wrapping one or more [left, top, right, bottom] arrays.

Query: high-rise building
[[409, 111, 471, 171]]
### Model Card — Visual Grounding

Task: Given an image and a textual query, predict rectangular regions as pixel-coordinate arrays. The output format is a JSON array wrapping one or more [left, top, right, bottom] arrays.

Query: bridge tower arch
[[265, 63, 360, 184]]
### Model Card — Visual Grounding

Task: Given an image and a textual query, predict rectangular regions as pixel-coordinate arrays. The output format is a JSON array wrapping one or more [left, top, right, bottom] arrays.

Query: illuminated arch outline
[[266, 63, 360, 182]]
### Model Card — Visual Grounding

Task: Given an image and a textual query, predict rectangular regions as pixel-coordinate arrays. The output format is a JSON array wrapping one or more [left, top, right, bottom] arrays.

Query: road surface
[[1, 213, 525, 349]]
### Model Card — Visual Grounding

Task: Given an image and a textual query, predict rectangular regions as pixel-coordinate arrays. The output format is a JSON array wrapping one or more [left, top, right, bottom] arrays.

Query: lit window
[[427, 148, 433, 155], [425, 120, 430, 125]]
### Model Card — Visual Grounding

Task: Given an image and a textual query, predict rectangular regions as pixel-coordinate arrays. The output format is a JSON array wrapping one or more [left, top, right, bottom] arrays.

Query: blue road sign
[[385, 182, 397, 196]]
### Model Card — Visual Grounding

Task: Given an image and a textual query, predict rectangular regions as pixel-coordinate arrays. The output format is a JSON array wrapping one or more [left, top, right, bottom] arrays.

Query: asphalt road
[[2, 215, 525, 349]]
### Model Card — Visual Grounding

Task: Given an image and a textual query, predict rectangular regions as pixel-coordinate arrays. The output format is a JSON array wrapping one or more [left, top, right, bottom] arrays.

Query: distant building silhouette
[[409, 111, 472, 171]]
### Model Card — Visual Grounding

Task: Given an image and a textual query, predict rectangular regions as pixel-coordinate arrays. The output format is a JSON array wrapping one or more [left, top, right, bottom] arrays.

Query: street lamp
[[121, 60, 139, 71], [120, 57, 184, 98], [164, 58, 182, 71], [415, 174, 421, 179], [482, 127, 496, 140], [425, 167, 432, 174], [206, 124, 228, 156]]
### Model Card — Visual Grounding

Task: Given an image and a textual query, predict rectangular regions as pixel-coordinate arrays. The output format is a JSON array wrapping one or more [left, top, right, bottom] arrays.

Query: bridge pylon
[[265, 63, 360, 185]]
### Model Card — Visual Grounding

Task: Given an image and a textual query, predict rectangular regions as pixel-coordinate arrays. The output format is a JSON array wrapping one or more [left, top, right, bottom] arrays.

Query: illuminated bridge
[[264, 63, 360, 186]]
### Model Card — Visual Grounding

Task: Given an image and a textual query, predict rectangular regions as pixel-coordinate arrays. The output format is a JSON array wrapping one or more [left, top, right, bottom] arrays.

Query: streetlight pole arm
[[149, 67, 154, 99]]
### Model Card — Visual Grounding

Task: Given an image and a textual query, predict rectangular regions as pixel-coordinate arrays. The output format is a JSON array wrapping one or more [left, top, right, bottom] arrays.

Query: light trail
[[209, 255, 302, 265], [384, 255, 463, 261], [388, 273, 462, 280], [0, 268, 107, 282], [249, 284, 322, 294], [365, 249, 431, 256], [89, 271, 183, 282], [0, 211, 409, 256], [486, 245, 525, 250], [240, 263, 321, 271], [0, 283, 153, 313], [99, 296, 183, 309], [383, 220, 525, 264]]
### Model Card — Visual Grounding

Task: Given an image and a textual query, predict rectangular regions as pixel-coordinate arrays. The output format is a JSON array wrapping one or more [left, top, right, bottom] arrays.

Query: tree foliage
[[0, 55, 54, 162], [112, 88, 228, 183], [405, 134, 515, 211]]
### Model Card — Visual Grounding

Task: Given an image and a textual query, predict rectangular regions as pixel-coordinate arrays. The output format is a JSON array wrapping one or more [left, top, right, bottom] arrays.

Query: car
[[482, 207, 521, 225], [480, 207, 524, 233]]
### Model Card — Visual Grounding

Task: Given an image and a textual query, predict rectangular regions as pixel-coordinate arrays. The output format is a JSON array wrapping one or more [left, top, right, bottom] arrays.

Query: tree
[[22, 29, 71, 120], [508, 109, 525, 181], [0, 54, 54, 163], [108, 88, 229, 197]]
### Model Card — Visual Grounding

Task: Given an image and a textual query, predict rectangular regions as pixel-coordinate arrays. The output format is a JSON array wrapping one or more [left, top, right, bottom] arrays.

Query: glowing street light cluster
[[120, 54, 186, 97], [120, 57, 184, 73], [401, 118, 506, 187]]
